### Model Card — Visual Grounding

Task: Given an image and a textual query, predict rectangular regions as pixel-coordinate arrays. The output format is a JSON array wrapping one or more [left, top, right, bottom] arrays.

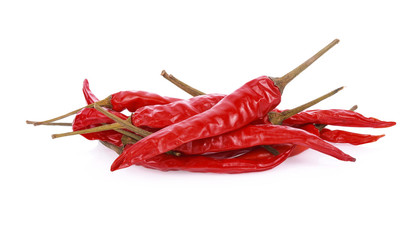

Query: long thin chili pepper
[[172, 124, 355, 161], [110, 39, 341, 171], [276, 109, 396, 127], [319, 128, 385, 145], [136, 144, 295, 174]]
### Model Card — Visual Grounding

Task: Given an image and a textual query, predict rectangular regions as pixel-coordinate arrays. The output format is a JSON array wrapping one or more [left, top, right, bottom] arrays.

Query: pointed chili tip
[[110, 158, 125, 171]]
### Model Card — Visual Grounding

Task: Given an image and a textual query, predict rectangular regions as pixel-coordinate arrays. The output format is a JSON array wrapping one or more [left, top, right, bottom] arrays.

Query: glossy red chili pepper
[[136, 144, 295, 173], [319, 128, 385, 145], [281, 109, 396, 128], [111, 76, 282, 171], [174, 124, 355, 161], [73, 108, 128, 147], [132, 93, 225, 128]]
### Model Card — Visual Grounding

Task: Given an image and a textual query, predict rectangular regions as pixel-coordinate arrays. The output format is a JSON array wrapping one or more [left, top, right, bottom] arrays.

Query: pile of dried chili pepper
[[27, 39, 396, 174]]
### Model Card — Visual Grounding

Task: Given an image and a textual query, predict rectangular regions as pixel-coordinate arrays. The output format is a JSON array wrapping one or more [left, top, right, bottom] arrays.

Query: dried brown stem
[[52, 123, 121, 139], [100, 141, 124, 155], [94, 104, 181, 156], [269, 86, 344, 125], [28, 97, 112, 126], [271, 39, 340, 93], [94, 104, 151, 137], [26, 120, 73, 126], [161, 70, 205, 97], [114, 129, 142, 141]]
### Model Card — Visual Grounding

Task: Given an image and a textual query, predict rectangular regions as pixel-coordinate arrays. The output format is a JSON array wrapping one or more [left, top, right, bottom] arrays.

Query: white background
[[1, 1, 419, 239]]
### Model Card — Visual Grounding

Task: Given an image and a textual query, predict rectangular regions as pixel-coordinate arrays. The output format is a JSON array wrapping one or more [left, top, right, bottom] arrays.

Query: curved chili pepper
[[73, 108, 128, 147], [136, 144, 295, 173], [111, 76, 283, 171], [319, 128, 385, 145], [109, 90, 181, 112], [83, 79, 99, 105], [173, 124, 355, 161], [289, 124, 320, 157], [132, 94, 225, 128], [280, 109, 395, 128]]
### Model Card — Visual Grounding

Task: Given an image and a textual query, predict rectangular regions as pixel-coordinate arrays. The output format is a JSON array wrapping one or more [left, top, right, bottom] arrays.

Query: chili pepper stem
[[315, 105, 358, 131], [269, 86, 344, 125], [93, 104, 152, 137], [27, 97, 112, 126], [26, 121, 73, 126], [114, 129, 142, 141], [161, 70, 205, 97], [100, 141, 123, 155], [52, 123, 122, 139], [262, 145, 280, 155], [271, 39, 340, 93]]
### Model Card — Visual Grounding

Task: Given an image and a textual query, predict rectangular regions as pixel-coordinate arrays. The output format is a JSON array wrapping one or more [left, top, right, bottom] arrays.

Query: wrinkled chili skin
[[111, 76, 282, 171], [110, 90, 181, 112], [83, 79, 99, 104], [319, 128, 385, 145], [73, 108, 127, 147], [132, 94, 225, 128], [136, 144, 295, 174], [282, 109, 396, 128], [174, 124, 355, 161]]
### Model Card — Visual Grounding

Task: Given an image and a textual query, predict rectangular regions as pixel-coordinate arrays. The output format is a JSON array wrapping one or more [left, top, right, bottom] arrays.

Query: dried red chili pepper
[[273, 109, 396, 128], [72, 108, 128, 147], [109, 90, 181, 112], [83, 79, 99, 105], [111, 76, 282, 170], [173, 124, 355, 161], [136, 144, 295, 173], [111, 39, 341, 171], [132, 93, 225, 128], [319, 128, 385, 145]]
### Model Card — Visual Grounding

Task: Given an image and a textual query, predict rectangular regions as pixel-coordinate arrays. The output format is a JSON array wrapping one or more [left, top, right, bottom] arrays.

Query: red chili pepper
[[280, 109, 395, 128], [173, 124, 355, 161], [110, 39, 343, 171], [73, 108, 128, 147], [132, 93, 225, 128], [83, 79, 99, 105], [289, 124, 320, 157], [136, 144, 295, 173], [319, 128, 385, 145], [111, 76, 284, 171], [109, 90, 181, 112]]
